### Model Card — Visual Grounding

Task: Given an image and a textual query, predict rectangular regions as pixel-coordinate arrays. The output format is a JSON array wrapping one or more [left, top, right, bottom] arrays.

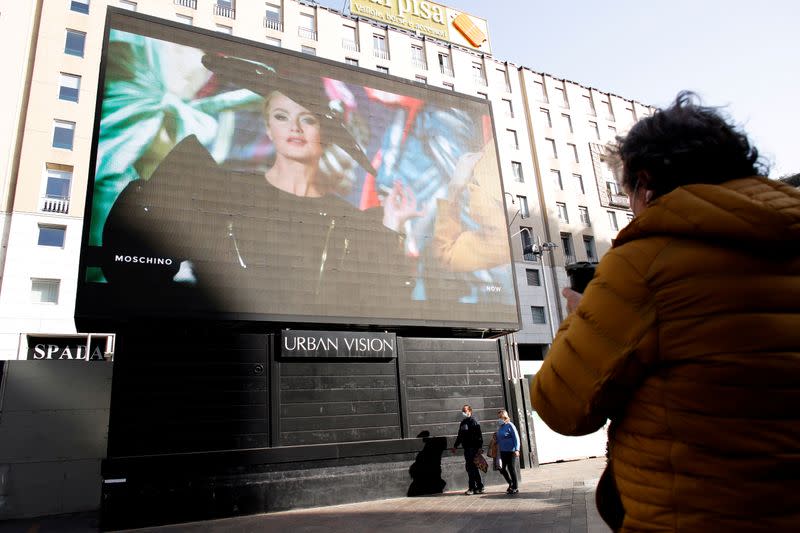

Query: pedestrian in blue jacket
[[495, 409, 520, 494]]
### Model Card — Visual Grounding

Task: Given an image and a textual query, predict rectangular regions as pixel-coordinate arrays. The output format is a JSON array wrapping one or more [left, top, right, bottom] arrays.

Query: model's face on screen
[[265, 92, 323, 164]]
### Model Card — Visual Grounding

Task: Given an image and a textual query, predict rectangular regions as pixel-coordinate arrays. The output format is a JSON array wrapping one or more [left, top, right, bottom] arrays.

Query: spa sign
[[281, 330, 397, 358], [349, 0, 491, 52]]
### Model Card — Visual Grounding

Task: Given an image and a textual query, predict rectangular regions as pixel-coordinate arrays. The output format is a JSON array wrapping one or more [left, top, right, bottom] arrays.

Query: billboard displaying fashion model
[[76, 9, 519, 332]]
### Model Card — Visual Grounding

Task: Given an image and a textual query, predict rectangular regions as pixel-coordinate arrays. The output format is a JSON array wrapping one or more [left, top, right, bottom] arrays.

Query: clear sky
[[317, 0, 799, 178]]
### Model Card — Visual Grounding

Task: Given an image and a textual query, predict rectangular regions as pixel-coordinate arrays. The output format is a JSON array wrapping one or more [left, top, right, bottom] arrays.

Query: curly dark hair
[[608, 91, 768, 200]]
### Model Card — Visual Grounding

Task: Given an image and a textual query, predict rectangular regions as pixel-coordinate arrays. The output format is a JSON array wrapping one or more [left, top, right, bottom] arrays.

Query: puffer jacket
[[531, 177, 800, 531]]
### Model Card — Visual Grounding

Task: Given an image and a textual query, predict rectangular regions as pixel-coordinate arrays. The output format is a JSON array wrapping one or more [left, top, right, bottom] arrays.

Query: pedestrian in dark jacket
[[450, 404, 484, 494]]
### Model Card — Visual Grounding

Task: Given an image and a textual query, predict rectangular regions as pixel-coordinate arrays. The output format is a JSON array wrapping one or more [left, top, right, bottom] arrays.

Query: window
[[52, 120, 75, 150], [562, 113, 573, 133], [498, 67, 511, 92], [512, 161, 523, 182], [214, 0, 235, 17], [298, 13, 316, 40], [546, 138, 557, 158], [533, 76, 547, 102], [626, 213, 634, 224], [561, 233, 575, 264], [301, 45, 316, 55], [579, 206, 591, 227], [606, 180, 621, 196], [583, 236, 597, 262], [525, 269, 541, 286], [265, 3, 282, 30], [517, 195, 529, 218], [539, 108, 551, 128], [38, 225, 66, 247], [376, 65, 389, 74], [175, 13, 193, 25], [583, 92, 596, 115], [45, 165, 72, 200], [346, 57, 359, 67], [472, 62, 487, 86], [550, 169, 563, 190], [415, 75, 427, 84], [555, 84, 569, 108], [58, 73, 80, 102], [589, 120, 600, 140], [507, 129, 519, 150], [503, 99, 513, 118], [342, 25, 358, 51], [70, 0, 89, 14], [573, 174, 585, 194], [556, 202, 569, 223], [627, 105, 636, 122], [216, 24, 233, 34], [438, 52, 453, 76], [31, 279, 60, 304], [568, 143, 579, 163], [118, 0, 137, 9], [531, 306, 546, 324], [520, 228, 536, 261], [602, 97, 615, 120], [608, 210, 619, 231], [411, 44, 426, 69], [64, 29, 86, 57], [608, 125, 617, 138], [265, 36, 281, 47], [373, 34, 389, 59]]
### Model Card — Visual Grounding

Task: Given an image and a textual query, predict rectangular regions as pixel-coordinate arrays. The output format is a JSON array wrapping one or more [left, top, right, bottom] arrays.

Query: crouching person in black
[[451, 404, 484, 495]]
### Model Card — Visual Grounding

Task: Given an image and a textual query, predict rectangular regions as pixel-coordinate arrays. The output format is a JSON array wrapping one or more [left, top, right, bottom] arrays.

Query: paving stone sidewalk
[[0, 458, 610, 533]]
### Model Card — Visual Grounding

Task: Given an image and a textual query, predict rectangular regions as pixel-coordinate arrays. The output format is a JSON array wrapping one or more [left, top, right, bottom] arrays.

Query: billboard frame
[[76, 8, 521, 336]]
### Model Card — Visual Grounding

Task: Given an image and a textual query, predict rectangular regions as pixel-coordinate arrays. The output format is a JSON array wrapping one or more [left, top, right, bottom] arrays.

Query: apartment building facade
[[0, 0, 647, 364]]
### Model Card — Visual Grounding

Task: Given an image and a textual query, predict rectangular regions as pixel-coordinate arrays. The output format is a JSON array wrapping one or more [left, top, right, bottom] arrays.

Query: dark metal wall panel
[[278, 359, 401, 446], [108, 332, 269, 456], [401, 338, 506, 439]]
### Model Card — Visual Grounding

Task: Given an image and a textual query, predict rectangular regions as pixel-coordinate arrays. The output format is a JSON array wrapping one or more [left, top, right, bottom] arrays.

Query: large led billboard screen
[[76, 10, 519, 332]]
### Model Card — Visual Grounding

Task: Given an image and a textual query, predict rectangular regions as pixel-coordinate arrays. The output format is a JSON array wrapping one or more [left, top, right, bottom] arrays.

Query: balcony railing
[[264, 18, 283, 31], [174, 0, 197, 9], [373, 49, 390, 60], [214, 4, 235, 18], [342, 39, 359, 52], [412, 58, 427, 70], [609, 193, 630, 209], [40, 197, 70, 214], [564, 254, 576, 265], [440, 65, 454, 77], [298, 27, 318, 40], [474, 76, 488, 87]]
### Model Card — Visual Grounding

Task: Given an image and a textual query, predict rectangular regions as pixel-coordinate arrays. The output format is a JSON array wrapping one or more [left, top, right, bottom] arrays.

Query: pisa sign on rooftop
[[350, 0, 491, 53]]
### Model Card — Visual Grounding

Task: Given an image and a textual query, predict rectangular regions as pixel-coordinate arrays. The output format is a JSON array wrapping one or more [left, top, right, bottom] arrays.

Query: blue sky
[[318, 0, 798, 178]]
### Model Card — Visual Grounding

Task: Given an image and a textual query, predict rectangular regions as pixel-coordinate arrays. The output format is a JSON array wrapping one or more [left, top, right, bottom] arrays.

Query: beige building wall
[[0, 0, 651, 360]]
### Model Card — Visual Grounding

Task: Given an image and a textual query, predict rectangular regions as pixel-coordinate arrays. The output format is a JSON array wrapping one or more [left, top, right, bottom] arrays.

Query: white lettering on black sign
[[281, 330, 396, 358]]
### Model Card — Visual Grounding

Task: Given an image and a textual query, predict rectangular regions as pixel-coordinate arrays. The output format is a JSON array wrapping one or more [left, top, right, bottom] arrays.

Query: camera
[[565, 262, 597, 294]]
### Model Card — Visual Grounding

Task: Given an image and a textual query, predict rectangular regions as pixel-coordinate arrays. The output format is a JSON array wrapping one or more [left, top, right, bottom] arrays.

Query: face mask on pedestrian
[[497, 419, 505, 426], [461, 411, 469, 419]]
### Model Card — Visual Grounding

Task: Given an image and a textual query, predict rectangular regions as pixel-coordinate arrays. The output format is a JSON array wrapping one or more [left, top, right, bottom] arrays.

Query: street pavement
[[0, 458, 609, 533]]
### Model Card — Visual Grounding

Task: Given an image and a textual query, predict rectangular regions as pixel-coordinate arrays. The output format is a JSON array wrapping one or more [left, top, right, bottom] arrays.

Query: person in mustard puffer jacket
[[531, 91, 800, 532]]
